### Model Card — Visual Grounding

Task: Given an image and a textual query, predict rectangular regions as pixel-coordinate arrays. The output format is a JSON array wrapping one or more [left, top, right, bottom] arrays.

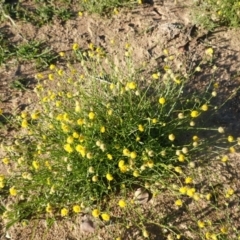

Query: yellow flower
[[197, 220, 205, 228], [185, 177, 193, 184], [220, 226, 228, 234], [32, 160, 40, 170], [75, 145, 86, 157], [133, 170, 140, 177], [221, 155, 228, 162], [64, 144, 74, 153], [123, 148, 130, 157], [77, 118, 85, 125], [0, 175, 4, 182], [174, 166, 182, 174], [92, 175, 98, 182], [206, 193, 212, 201], [67, 136, 74, 144], [175, 199, 183, 206], [205, 232, 211, 240], [205, 47, 214, 56], [118, 160, 125, 167], [9, 186, 17, 196], [46, 203, 53, 213], [100, 126, 106, 133], [101, 213, 110, 221], [229, 146, 235, 153], [92, 209, 100, 218], [21, 119, 28, 128], [190, 110, 199, 118], [31, 111, 40, 120], [192, 135, 199, 142], [127, 82, 137, 90], [227, 135, 234, 142], [178, 154, 185, 162], [73, 205, 81, 213], [226, 188, 234, 198], [48, 73, 54, 80], [152, 118, 157, 124], [201, 104, 208, 111], [72, 43, 79, 51], [159, 97, 166, 105], [49, 64, 55, 70], [130, 151, 137, 159], [107, 154, 113, 160], [168, 134, 175, 141], [106, 173, 113, 181], [138, 124, 144, 132], [88, 112, 95, 120], [142, 229, 149, 238], [61, 208, 68, 217], [152, 72, 160, 79], [179, 186, 188, 194], [107, 109, 113, 115], [72, 132, 79, 138], [59, 51, 65, 57], [186, 188, 196, 197], [118, 199, 126, 208], [147, 160, 154, 168], [119, 165, 128, 173], [2, 157, 10, 165]]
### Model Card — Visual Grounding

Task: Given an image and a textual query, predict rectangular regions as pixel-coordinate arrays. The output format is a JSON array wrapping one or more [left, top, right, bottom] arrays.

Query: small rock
[[134, 188, 150, 204], [80, 215, 95, 233]]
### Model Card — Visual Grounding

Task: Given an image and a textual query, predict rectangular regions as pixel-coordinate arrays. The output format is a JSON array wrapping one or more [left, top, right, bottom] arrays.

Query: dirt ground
[[1, 0, 240, 239]]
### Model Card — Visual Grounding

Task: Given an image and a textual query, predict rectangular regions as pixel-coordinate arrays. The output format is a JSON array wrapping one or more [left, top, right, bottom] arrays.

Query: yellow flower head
[[46, 203, 53, 213], [127, 82, 137, 90], [118, 199, 126, 208], [130, 151, 137, 159], [159, 97, 166, 105], [2, 157, 10, 165], [64, 144, 74, 153], [186, 188, 196, 197], [152, 72, 160, 79], [168, 134, 175, 141], [123, 148, 130, 157], [191, 110, 199, 118], [92, 175, 98, 182], [92, 209, 100, 218], [72, 43, 79, 51], [201, 104, 208, 111], [106, 173, 113, 181], [133, 170, 140, 177], [9, 186, 17, 196], [73, 205, 81, 213], [175, 199, 183, 206], [88, 112, 95, 120], [32, 160, 40, 170], [138, 124, 144, 132], [197, 220, 205, 228], [107, 154, 113, 160], [75, 145, 86, 157], [21, 119, 28, 128], [100, 126, 106, 133], [179, 186, 188, 194], [178, 154, 185, 162], [227, 135, 234, 142], [185, 177, 193, 184], [61, 208, 68, 217], [101, 213, 110, 221], [205, 47, 214, 56], [48, 73, 54, 81]]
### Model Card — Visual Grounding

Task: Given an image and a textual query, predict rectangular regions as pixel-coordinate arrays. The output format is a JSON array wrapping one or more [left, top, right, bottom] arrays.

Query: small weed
[[0, 43, 239, 239]]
